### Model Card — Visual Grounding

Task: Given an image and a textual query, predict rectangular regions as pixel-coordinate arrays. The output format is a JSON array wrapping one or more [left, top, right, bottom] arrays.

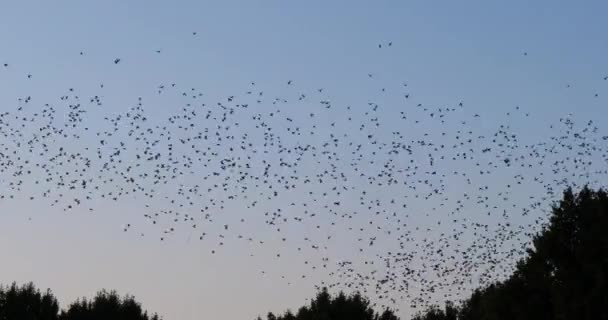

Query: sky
[[0, 1, 607, 320]]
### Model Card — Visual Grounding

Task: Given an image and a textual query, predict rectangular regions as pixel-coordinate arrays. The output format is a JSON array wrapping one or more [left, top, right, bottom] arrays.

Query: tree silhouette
[[0, 282, 60, 320], [0, 282, 159, 320], [59, 290, 160, 320], [260, 287, 399, 320], [1, 186, 606, 320], [415, 186, 608, 320]]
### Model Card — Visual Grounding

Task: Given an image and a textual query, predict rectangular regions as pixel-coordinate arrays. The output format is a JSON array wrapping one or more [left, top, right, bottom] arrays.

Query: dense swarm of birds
[[0, 39, 607, 315]]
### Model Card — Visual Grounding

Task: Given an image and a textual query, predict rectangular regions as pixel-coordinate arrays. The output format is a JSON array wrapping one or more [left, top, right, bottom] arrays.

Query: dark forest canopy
[[1, 186, 606, 320], [0, 283, 160, 320], [262, 186, 608, 320], [412, 186, 608, 320], [258, 288, 399, 320]]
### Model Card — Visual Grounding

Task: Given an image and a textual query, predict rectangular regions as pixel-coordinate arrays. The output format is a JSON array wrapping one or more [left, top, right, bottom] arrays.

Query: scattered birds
[[0, 41, 605, 316]]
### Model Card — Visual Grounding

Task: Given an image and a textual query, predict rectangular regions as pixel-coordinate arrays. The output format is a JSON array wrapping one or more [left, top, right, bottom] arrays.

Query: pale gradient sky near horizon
[[0, 1, 607, 320]]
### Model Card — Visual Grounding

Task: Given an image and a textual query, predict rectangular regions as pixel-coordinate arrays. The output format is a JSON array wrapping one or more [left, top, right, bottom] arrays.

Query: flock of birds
[[1, 38, 607, 314]]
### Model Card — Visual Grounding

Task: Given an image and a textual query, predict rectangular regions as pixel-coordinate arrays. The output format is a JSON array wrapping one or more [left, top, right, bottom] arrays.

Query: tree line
[[1, 186, 606, 319], [0, 283, 160, 320], [261, 186, 608, 320]]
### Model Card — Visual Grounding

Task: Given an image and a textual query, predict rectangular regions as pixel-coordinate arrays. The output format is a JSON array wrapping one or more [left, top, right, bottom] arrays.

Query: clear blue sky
[[0, 1, 606, 320]]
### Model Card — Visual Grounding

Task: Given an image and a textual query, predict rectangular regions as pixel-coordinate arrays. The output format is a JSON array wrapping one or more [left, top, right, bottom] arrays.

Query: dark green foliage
[[0, 282, 159, 320], [60, 290, 161, 320], [0, 282, 60, 320], [415, 186, 608, 320], [261, 287, 399, 320]]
